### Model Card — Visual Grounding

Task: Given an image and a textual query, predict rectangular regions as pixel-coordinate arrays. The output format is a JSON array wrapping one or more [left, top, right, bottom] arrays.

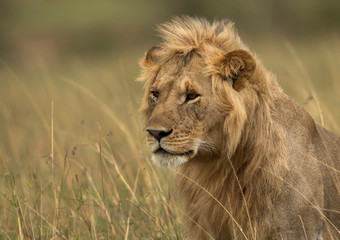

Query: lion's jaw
[[150, 143, 197, 168]]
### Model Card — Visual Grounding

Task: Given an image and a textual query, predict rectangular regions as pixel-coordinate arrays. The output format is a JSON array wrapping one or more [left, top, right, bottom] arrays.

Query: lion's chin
[[151, 148, 194, 168]]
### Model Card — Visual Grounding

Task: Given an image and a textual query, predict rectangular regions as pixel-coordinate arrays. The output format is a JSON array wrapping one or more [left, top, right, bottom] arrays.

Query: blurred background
[[1, 0, 340, 120], [1, 0, 340, 67], [0, 1, 339, 239], [0, 0, 339, 62]]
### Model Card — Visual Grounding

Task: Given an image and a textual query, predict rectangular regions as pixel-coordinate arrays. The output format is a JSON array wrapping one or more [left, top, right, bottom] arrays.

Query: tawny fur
[[139, 16, 340, 239]]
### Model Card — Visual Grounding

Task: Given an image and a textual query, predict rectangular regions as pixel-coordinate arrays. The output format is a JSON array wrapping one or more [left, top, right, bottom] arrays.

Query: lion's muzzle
[[146, 128, 173, 142]]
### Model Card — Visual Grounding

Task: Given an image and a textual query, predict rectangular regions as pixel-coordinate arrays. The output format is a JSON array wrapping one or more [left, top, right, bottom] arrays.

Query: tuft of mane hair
[[157, 16, 243, 53]]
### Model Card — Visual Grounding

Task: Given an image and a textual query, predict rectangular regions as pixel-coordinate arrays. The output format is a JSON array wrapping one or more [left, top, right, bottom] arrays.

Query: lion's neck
[[178, 94, 287, 239]]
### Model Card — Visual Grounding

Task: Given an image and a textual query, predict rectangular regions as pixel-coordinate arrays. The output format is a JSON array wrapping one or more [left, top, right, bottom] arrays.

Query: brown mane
[[177, 79, 287, 238]]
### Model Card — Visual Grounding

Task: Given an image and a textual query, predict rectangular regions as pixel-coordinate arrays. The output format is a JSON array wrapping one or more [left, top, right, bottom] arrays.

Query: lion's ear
[[222, 50, 256, 91], [141, 46, 166, 67]]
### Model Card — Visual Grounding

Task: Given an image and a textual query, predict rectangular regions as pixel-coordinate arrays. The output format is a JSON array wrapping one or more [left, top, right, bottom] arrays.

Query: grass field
[[0, 34, 339, 239]]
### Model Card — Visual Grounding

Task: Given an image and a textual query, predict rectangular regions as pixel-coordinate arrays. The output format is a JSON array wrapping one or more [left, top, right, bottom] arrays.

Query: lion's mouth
[[154, 147, 194, 157]]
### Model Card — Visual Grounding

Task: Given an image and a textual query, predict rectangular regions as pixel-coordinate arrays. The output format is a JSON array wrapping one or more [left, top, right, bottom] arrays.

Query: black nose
[[147, 129, 173, 141]]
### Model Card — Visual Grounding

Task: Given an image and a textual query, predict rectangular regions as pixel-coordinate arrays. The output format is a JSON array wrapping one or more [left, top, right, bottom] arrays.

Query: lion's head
[[139, 17, 261, 168]]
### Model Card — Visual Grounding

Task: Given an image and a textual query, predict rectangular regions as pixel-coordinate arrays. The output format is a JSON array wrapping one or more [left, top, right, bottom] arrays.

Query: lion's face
[[140, 42, 256, 168], [144, 52, 222, 168]]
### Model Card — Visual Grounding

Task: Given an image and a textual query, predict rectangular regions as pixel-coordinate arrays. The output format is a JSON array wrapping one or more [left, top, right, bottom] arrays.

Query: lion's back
[[316, 126, 340, 236], [274, 91, 340, 238]]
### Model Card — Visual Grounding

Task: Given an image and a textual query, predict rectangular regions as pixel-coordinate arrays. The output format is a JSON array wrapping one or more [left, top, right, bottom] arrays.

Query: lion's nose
[[146, 129, 173, 141]]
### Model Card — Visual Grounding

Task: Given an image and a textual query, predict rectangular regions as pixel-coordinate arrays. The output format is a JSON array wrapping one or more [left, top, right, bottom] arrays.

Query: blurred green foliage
[[0, 0, 339, 65]]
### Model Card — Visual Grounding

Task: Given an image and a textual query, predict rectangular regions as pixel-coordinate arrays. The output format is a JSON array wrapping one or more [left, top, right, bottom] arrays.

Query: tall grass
[[0, 38, 339, 239], [0, 59, 183, 239]]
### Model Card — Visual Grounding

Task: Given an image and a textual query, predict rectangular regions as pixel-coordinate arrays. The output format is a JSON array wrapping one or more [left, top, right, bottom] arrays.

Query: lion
[[138, 16, 340, 239]]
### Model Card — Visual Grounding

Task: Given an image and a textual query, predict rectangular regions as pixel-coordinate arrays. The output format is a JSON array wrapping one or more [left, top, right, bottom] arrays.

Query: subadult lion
[[139, 17, 340, 239]]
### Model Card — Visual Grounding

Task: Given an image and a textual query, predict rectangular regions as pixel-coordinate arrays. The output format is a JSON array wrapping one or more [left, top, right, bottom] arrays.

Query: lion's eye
[[185, 92, 200, 102], [150, 91, 159, 100]]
